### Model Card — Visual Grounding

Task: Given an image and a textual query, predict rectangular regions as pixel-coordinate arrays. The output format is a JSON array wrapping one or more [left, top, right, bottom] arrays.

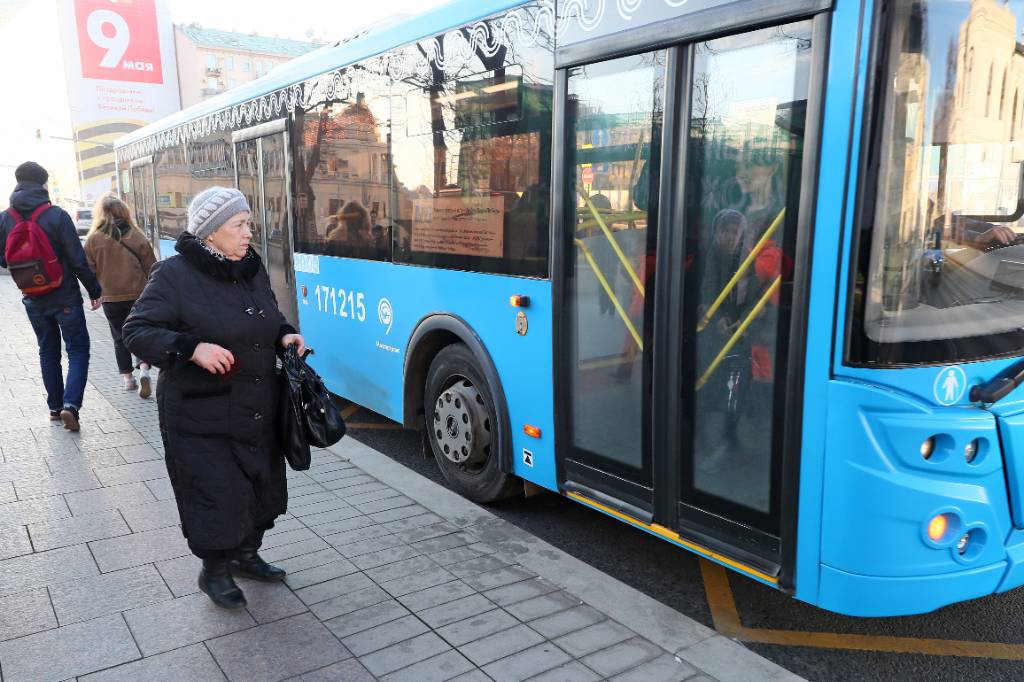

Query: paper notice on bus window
[[411, 195, 504, 258]]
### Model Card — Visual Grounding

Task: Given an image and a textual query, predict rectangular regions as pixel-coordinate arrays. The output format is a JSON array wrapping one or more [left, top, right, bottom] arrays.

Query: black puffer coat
[[123, 233, 295, 551]]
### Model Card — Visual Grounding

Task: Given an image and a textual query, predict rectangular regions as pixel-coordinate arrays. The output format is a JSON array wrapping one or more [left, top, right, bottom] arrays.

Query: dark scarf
[[176, 231, 261, 282]]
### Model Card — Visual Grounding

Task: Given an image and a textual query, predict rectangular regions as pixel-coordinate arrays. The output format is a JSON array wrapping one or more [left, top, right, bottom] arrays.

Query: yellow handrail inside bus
[[574, 238, 644, 351], [697, 208, 786, 333], [578, 188, 645, 297], [696, 276, 781, 391]]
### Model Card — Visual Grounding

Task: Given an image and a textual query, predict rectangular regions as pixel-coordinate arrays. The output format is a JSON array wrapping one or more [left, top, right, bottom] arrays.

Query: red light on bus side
[[510, 295, 530, 308], [524, 424, 541, 438]]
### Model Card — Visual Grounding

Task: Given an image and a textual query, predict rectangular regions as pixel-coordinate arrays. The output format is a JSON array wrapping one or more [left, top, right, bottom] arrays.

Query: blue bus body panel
[[818, 562, 1006, 617], [818, 379, 1012, 615], [158, 238, 174, 260], [795, 0, 873, 608], [294, 255, 557, 491], [999, 413, 1024, 528]]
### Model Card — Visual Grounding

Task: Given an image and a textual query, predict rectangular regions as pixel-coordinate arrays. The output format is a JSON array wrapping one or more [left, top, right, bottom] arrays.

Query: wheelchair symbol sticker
[[933, 365, 967, 406]]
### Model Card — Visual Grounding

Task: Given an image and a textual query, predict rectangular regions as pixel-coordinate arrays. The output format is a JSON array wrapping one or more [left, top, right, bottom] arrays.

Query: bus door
[[232, 120, 298, 327], [558, 19, 822, 573], [129, 156, 159, 256]]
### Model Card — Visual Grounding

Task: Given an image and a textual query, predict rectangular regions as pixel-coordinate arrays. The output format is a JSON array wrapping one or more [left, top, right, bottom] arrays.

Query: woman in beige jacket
[[84, 194, 158, 397]]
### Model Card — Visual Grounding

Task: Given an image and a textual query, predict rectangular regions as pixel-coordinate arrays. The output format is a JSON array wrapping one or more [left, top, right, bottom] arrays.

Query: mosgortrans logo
[[378, 298, 393, 335]]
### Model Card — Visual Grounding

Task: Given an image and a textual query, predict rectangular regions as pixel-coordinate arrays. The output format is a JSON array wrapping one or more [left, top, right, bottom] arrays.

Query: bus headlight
[[964, 439, 979, 464]]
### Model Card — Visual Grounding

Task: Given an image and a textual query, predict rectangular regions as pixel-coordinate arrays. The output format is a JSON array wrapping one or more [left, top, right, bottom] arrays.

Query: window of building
[[293, 72, 392, 261], [206, 76, 220, 90], [226, 56, 234, 70], [206, 54, 217, 69], [390, 15, 554, 278], [228, 78, 236, 88], [255, 62, 263, 76], [242, 59, 251, 72]]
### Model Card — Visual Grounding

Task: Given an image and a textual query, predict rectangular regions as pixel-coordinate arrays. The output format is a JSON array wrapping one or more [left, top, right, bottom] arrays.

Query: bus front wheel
[[424, 343, 518, 503]]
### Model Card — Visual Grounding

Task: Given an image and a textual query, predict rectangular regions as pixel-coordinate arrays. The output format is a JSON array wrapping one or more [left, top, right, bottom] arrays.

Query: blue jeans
[[24, 303, 90, 411]]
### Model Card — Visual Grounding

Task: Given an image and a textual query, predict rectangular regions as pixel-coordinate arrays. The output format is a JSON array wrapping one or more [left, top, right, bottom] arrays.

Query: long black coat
[[123, 233, 294, 551]]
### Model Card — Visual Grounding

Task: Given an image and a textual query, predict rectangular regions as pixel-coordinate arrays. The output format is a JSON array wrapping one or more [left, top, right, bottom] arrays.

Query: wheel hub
[[433, 379, 489, 465]]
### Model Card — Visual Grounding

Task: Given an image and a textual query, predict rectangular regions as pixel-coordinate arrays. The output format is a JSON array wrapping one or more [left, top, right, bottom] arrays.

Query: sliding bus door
[[233, 121, 298, 327], [558, 19, 822, 570], [677, 22, 816, 559], [562, 51, 666, 514]]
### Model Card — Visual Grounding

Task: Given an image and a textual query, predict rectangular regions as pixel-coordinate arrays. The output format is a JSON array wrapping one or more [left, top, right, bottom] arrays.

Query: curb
[[330, 436, 806, 682]]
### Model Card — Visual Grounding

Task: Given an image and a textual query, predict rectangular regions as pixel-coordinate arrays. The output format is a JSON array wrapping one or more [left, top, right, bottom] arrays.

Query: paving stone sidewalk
[[0, 271, 800, 682]]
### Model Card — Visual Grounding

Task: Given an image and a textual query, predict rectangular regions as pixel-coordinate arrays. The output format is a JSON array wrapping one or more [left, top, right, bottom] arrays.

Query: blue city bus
[[115, 0, 1024, 617]]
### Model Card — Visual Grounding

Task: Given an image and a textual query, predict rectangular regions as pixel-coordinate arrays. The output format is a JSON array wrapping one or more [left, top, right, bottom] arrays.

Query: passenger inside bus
[[695, 149, 788, 478]]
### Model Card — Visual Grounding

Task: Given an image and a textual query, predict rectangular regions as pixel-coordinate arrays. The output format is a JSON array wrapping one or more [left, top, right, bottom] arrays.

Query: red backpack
[[4, 203, 64, 297]]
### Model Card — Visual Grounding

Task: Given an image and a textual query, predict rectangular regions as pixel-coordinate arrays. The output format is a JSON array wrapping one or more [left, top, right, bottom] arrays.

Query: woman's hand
[[281, 333, 306, 356], [191, 342, 235, 374]]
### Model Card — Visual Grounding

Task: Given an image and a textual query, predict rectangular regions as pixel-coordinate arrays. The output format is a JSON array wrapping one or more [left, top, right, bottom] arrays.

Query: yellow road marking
[[700, 559, 1024, 660]]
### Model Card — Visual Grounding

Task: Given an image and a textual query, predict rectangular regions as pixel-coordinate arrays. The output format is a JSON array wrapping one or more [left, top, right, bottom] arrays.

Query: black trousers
[[101, 300, 136, 374], [189, 525, 271, 561]]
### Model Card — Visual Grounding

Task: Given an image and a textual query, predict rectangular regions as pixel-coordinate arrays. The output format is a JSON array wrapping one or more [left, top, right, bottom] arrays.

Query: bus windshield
[[862, 0, 1024, 364]]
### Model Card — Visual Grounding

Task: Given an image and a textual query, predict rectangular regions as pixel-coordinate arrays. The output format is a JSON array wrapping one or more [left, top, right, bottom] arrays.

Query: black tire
[[423, 343, 519, 503]]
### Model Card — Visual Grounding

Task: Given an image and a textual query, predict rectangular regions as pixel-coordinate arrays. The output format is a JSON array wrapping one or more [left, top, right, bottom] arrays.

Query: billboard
[[58, 0, 180, 204]]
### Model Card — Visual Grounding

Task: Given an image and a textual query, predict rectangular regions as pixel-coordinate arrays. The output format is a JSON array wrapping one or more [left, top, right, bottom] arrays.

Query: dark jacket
[[0, 182, 102, 307], [122, 232, 296, 551], [84, 220, 157, 303]]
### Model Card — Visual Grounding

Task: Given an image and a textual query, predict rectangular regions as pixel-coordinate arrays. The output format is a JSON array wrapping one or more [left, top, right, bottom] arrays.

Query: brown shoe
[[60, 407, 80, 432]]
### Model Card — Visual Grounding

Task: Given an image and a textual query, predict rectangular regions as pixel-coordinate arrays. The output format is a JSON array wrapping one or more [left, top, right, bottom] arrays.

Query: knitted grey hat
[[187, 187, 250, 240]]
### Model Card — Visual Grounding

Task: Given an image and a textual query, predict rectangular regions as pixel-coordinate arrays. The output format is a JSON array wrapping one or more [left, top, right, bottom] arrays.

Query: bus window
[[154, 144, 188, 241], [853, 0, 1024, 365], [390, 13, 553, 278], [685, 22, 811, 515], [293, 75, 392, 262], [187, 132, 236, 233]]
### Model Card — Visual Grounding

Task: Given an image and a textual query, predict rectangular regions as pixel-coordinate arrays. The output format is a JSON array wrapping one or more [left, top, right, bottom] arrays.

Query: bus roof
[[115, 0, 529, 149]]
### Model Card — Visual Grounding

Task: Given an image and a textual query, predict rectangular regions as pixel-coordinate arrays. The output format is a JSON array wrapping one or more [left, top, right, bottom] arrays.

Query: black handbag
[[279, 347, 311, 471], [280, 346, 346, 470]]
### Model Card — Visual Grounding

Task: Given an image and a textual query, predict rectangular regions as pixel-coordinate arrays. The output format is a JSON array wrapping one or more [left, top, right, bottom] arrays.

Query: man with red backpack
[[0, 162, 102, 431]]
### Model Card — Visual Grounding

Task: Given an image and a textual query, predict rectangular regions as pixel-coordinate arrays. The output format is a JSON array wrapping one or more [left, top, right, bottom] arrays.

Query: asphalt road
[[343, 404, 1024, 682]]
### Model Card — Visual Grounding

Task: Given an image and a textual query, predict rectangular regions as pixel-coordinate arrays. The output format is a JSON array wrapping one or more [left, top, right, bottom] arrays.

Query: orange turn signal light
[[927, 514, 948, 542], [524, 424, 541, 438], [509, 295, 531, 308]]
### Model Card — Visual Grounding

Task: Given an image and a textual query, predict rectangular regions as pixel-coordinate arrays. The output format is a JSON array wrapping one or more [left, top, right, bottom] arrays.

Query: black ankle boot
[[198, 559, 247, 609], [229, 546, 287, 582]]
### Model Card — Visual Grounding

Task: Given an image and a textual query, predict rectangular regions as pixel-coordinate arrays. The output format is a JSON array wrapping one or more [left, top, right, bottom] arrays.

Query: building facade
[[174, 25, 319, 109]]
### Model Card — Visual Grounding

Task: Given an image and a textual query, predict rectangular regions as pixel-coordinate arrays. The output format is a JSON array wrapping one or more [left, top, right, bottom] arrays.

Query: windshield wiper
[[970, 359, 1024, 405]]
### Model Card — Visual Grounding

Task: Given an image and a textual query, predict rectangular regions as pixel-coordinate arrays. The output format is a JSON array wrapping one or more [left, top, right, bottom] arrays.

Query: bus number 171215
[[314, 285, 366, 322]]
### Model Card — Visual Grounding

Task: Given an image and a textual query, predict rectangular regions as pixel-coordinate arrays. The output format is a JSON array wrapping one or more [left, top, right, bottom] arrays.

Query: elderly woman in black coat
[[123, 186, 304, 609]]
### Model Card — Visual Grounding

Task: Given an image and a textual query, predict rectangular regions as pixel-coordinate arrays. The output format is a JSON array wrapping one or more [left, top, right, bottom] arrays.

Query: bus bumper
[[815, 380, 1014, 616], [818, 562, 1007, 617]]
